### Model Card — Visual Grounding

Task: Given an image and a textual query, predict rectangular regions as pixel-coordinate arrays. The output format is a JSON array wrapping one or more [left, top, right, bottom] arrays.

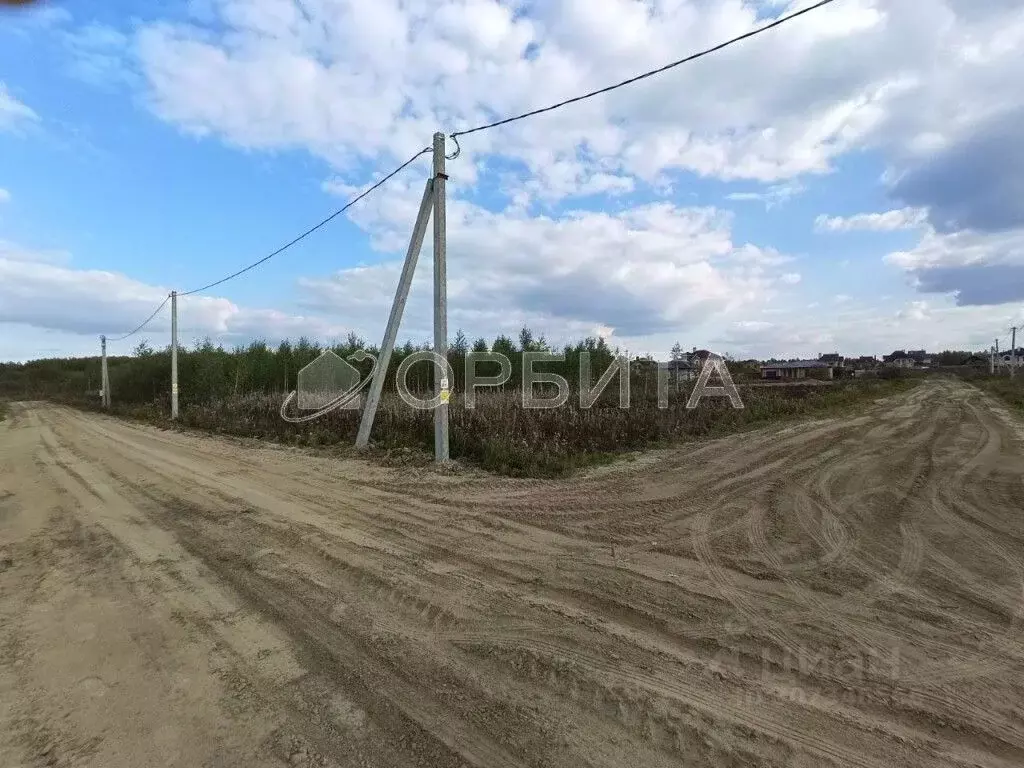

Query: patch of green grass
[[0, 401, 9, 422]]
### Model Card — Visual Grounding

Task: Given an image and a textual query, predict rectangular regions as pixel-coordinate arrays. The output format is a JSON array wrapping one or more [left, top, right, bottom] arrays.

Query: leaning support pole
[[171, 290, 179, 420], [100, 335, 110, 409], [355, 178, 435, 449], [432, 132, 450, 463]]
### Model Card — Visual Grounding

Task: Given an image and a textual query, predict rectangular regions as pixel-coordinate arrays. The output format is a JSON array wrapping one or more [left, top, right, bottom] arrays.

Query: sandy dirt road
[[2, 378, 1024, 767]]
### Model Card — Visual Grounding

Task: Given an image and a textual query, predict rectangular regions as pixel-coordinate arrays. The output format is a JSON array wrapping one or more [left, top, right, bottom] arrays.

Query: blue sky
[[2, 0, 1023, 362]]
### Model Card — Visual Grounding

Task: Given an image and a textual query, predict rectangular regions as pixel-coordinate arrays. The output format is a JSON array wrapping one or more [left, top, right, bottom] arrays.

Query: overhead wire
[[99, 146, 429, 347], [179, 146, 432, 297], [449, 0, 837, 140], [106, 294, 171, 343]]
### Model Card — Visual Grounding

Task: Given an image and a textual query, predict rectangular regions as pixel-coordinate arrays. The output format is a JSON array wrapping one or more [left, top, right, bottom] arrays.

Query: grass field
[[79, 377, 917, 476], [973, 374, 1024, 413]]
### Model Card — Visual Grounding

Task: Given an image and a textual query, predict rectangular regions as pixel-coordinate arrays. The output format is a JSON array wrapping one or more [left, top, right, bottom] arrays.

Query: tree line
[[0, 327, 625, 406]]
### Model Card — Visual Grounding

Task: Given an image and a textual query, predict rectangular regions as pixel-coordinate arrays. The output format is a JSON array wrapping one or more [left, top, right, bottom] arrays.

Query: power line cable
[[106, 294, 171, 343], [449, 0, 837, 140], [180, 146, 432, 297]]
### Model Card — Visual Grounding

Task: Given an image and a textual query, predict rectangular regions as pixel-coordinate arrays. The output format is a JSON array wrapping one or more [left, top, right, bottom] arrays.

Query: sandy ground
[[1, 378, 1024, 767]]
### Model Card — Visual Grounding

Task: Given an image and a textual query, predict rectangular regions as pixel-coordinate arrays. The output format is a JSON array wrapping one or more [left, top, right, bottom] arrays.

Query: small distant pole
[[171, 291, 179, 419], [1011, 326, 1017, 379], [991, 344, 996, 375], [432, 131, 450, 463], [100, 335, 110, 409]]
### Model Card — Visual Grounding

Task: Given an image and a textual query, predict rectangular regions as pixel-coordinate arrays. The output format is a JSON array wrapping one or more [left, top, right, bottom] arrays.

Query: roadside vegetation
[[953, 369, 1024, 414], [0, 331, 917, 476], [0, 400, 8, 423]]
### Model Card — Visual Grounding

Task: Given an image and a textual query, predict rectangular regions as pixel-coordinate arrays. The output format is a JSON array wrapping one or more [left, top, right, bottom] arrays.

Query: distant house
[[997, 348, 1024, 368], [818, 353, 844, 366], [887, 353, 913, 369], [688, 348, 712, 369], [884, 349, 932, 368], [665, 357, 698, 382], [631, 355, 659, 371], [848, 356, 879, 377], [760, 360, 835, 380]]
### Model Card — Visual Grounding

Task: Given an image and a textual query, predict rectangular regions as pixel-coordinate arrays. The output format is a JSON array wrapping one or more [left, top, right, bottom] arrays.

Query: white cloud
[[61, 23, 136, 88], [815, 207, 928, 232], [0, 189, 10, 204], [885, 226, 1024, 305], [710, 296, 1024, 360], [896, 300, 931, 321], [2, 230, 1017, 363], [0, 242, 363, 361], [305, 179, 795, 341], [0, 239, 69, 266], [886, 228, 1024, 272], [124, 0, 928, 196], [119, 0, 1024, 243], [726, 181, 805, 209], [0, 82, 38, 131], [2, 4, 71, 34]]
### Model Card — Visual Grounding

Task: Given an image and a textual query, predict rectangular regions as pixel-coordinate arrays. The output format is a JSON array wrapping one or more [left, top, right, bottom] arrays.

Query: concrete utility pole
[[171, 290, 179, 420], [432, 131, 450, 463], [356, 178, 434, 449], [100, 335, 110, 409], [1012, 326, 1018, 379], [356, 132, 450, 464]]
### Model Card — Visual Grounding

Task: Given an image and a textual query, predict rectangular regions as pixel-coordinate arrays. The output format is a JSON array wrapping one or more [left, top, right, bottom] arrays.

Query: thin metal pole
[[356, 178, 435, 449], [432, 131, 450, 463], [171, 290, 179, 419], [101, 335, 110, 409]]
